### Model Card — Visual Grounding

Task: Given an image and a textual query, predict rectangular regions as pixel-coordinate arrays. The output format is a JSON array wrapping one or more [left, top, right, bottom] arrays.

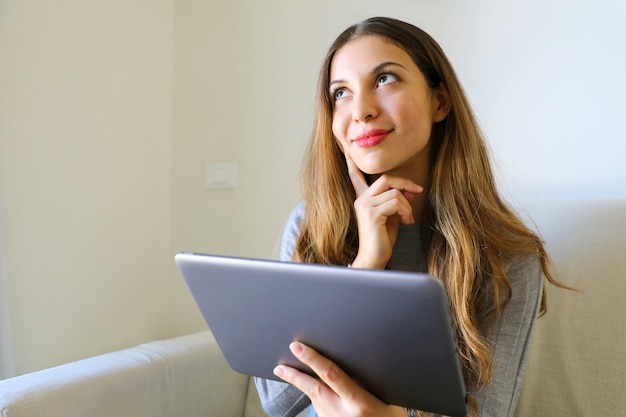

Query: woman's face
[[329, 35, 449, 181]]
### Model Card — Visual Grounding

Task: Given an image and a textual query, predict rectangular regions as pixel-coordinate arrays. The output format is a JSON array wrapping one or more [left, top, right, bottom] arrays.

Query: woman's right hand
[[345, 153, 423, 269]]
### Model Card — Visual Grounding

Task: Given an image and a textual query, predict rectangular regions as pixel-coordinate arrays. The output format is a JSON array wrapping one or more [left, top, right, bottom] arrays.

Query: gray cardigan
[[255, 204, 543, 417]]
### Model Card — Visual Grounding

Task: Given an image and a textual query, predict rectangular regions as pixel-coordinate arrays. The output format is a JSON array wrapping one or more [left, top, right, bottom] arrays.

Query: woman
[[256, 16, 560, 417]]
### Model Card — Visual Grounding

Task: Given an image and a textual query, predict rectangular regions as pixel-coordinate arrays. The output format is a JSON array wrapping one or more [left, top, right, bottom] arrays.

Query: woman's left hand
[[273, 342, 406, 417]]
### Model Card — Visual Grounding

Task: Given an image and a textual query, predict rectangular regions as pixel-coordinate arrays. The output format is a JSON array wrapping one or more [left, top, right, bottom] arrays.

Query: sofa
[[1, 200, 624, 417]]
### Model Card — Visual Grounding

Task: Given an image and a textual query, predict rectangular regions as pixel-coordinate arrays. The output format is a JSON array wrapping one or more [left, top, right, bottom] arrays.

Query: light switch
[[205, 163, 237, 189]]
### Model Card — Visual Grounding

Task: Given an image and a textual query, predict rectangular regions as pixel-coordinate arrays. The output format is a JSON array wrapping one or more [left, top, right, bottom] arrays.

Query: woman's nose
[[352, 91, 378, 122]]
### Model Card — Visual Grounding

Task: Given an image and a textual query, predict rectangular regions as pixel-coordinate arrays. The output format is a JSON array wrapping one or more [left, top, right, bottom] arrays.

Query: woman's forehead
[[330, 35, 416, 80]]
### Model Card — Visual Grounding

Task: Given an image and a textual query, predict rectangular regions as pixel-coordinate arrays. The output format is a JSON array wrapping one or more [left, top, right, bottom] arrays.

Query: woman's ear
[[433, 83, 451, 122]]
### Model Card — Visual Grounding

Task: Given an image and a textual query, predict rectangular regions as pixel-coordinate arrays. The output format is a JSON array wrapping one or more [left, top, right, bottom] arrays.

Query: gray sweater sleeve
[[467, 254, 544, 416], [255, 204, 311, 417], [255, 204, 544, 417]]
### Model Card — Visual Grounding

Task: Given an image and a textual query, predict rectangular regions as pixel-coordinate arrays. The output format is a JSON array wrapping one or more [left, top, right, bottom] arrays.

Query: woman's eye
[[333, 88, 349, 101], [377, 73, 398, 87]]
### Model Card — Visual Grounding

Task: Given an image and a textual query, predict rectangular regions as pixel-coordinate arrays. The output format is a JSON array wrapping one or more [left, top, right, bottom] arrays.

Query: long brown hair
[[294, 16, 559, 406]]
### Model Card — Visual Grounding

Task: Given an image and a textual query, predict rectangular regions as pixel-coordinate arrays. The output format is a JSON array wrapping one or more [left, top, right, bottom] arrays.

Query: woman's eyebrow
[[329, 77, 345, 90], [329, 61, 407, 89], [371, 61, 407, 74]]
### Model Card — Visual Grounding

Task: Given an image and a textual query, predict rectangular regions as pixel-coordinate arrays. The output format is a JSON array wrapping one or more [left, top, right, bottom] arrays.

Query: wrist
[[389, 405, 418, 417], [388, 405, 413, 417], [350, 254, 387, 270], [404, 408, 418, 417]]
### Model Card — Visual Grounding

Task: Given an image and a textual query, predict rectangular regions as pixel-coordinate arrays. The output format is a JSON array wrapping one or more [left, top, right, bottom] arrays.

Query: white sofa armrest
[[0, 331, 251, 417]]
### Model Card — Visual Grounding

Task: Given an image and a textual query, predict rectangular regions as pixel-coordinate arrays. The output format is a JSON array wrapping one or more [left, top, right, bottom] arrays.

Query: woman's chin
[[354, 161, 391, 176]]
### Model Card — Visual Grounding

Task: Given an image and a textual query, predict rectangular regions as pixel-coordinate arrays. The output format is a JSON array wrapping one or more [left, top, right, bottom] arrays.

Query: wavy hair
[[293, 16, 560, 413]]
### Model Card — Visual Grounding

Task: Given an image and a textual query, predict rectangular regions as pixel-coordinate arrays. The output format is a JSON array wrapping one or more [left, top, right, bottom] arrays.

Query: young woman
[[255, 16, 560, 417]]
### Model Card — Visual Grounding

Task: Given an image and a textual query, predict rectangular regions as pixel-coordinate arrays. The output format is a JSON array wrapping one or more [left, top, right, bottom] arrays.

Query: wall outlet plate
[[205, 163, 237, 189]]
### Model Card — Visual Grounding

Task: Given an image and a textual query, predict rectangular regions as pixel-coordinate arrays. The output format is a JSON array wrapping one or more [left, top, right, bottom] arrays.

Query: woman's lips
[[353, 129, 393, 148]]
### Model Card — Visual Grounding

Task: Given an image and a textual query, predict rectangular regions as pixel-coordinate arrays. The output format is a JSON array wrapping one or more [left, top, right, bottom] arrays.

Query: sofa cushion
[[515, 200, 626, 416]]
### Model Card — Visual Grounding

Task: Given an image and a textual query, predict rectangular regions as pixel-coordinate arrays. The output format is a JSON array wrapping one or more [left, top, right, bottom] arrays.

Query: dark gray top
[[255, 204, 543, 417]]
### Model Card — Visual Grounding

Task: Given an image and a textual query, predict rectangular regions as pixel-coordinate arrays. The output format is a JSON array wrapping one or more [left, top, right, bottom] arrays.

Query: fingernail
[[290, 342, 304, 357], [273, 366, 285, 378]]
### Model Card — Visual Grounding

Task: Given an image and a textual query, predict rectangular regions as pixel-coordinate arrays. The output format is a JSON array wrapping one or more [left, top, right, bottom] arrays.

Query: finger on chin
[[344, 153, 369, 196]]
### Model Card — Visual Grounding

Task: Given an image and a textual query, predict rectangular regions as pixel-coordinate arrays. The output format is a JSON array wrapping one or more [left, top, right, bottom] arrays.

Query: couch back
[[515, 199, 626, 416]]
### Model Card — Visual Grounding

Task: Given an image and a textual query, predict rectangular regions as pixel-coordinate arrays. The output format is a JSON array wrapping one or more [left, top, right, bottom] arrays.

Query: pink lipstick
[[354, 129, 392, 148]]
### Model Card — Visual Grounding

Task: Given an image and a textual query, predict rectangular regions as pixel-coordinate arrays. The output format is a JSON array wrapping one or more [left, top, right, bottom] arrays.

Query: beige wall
[[169, 0, 324, 333], [0, 1, 174, 376]]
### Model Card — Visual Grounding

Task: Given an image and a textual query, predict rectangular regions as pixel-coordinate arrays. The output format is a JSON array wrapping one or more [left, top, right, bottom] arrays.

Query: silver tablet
[[175, 252, 467, 417]]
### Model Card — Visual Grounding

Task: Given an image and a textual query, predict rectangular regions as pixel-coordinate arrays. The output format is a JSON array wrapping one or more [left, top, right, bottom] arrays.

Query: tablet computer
[[175, 252, 467, 417]]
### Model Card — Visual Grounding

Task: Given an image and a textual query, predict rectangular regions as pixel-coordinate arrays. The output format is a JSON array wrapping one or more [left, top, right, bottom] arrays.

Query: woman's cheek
[[335, 136, 346, 153], [331, 123, 347, 152]]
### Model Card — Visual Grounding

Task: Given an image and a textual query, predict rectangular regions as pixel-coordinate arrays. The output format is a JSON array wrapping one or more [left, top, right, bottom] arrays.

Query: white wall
[[437, 0, 626, 201], [1, 0, 624, 375], [0, 0, 174, 376]]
